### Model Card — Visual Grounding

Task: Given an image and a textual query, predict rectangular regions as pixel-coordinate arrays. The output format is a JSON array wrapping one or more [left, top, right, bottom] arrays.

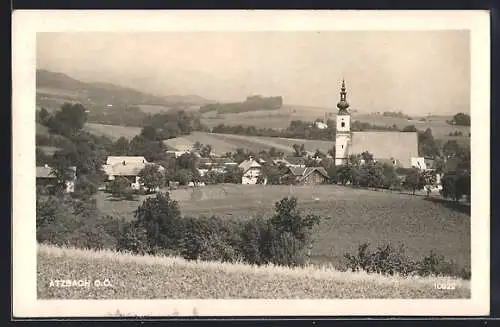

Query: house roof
[[103, 162, 164, 177], [36, 166, 76, 179], [106, 156, 147, 166], [284, 156, 307, 166], [350, 132, 419, 168], [288, 166, 329, 179], [238, 159, 261, 173]]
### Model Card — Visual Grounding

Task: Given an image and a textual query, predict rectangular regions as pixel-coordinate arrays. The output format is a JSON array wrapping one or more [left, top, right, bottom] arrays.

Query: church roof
[[350, 132, 419, 168]]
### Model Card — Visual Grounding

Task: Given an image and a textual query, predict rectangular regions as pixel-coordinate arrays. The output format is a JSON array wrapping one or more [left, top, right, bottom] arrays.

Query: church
[[334, 80, 420, 168]]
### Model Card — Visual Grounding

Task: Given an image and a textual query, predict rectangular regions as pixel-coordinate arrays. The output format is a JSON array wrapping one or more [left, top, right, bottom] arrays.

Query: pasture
[[37, 244, 470, 299], [163, 131, 334, 155], [95, 184, 470, 272], [84, 123, 142, 141], [201, 107, 470, 141]]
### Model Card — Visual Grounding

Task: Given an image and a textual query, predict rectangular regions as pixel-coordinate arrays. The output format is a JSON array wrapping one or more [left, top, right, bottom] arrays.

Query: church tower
[[335, 79, 351, 166]]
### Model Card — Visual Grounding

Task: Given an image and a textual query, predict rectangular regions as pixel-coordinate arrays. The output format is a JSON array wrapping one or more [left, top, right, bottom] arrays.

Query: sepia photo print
[[12, 10, 490, 317]]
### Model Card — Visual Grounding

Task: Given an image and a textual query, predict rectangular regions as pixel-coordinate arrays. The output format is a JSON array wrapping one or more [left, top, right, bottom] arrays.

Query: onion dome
[[336, 79, 350, 115]]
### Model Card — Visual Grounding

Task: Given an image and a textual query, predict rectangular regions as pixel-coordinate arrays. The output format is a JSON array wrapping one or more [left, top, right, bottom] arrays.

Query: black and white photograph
[[12, 10, 490, 317]]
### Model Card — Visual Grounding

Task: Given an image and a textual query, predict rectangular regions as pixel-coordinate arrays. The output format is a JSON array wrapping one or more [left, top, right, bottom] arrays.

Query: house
[[165, 150, 189, 158], [36, 164, 77, 193], [283, 156, 307, 168], [411, 157, 428, 170], [285, 166, 329, 185], [315, 121, 328, 129], [102, 156, 164, 190], [239, 157, 266, 185]]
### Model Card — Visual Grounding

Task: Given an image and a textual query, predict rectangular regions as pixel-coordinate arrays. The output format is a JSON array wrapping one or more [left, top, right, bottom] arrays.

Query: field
[[201, 107, 470, 141], [37, 244, 470, 299], [95, 184, 470, 271], [83, 123, 142, 141], [81, 123, 334, 154], [164, 132, 334, 155]]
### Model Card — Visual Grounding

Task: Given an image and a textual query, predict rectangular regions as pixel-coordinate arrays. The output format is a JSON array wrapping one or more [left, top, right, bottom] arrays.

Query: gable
[[350, 132, 418, 168]]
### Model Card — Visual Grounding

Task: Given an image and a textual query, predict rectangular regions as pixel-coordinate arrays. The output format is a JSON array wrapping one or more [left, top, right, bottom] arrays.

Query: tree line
[[200, 95, 283, 114]]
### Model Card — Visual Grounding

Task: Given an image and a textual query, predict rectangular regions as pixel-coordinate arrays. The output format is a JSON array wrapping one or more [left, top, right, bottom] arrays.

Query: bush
[[36, 195, 118, 250], [180, 216, 241, 263], [117, 221, 150, 255], [345, 242, 470, 279], [133, 192, 183, 251], [237, 198, 320, 267]]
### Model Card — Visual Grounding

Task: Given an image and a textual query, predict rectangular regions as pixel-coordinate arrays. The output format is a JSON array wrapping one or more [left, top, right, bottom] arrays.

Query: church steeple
[[337, 79, 350, 114]]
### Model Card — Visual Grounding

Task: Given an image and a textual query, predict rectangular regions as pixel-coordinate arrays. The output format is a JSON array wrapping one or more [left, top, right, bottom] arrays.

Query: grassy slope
[[37, 244, 469, 299], [83, 123, 142, 141], [164, 132, 334, 155], [95, 184, 470, 271], [202, 109, 470, 140]]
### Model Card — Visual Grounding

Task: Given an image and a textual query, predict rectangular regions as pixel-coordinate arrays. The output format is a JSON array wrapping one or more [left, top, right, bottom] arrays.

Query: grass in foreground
[[38, 244, 470, 299]]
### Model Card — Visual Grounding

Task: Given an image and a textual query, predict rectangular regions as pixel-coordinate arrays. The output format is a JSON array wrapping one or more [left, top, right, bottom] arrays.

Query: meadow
[[37, 244, 470, 299], [201, 108, 470, 140], [163, 131, 334, 155], [95, 184, 471, 272], [83, 123, 142, 141]]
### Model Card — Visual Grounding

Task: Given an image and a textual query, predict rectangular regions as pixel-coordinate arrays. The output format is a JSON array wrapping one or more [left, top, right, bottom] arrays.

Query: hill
[[36, 69, 212, 112], [164, 131, 334, 155], [95, 184, 471, 272], [38, 244, 469, 299], [201, 106, 470, 140]]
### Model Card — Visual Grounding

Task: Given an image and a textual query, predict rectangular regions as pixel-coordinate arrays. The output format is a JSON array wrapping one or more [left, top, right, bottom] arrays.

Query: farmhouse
[[36, 164, 77, 193], [102, 156, 165, 190], [334, 80, 421, 168], [285, 166, 329, 185], [239, 157, 267, 185]]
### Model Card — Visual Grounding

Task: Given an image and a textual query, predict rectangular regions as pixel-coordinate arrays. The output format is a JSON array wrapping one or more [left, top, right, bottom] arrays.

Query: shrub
[[134, 192, 183, 251], [117, 221, 150, 255], [344, 242, 415, 277], [345, 242, 470, 279], [180, 216, 240, 263], [36, 195, 118, 251]]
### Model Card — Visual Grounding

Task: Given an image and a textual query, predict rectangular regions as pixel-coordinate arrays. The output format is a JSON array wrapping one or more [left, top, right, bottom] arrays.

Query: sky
[[37, 31, 470, 115]]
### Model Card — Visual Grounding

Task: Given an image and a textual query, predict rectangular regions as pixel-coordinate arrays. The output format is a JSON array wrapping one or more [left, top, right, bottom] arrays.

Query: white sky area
[[37, 31, 470, 115]]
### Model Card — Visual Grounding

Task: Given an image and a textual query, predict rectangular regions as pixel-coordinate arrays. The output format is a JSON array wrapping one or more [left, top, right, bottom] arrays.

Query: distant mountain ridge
[[36, 69, 213, 107]]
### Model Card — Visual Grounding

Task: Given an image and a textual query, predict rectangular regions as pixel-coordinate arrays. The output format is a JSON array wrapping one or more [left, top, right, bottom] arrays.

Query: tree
[[134, 192, 183, 250], [224, 166, 243, 184], [402, 125, 417, 132], [418, 128, 440, 158], [451, 113, 471, 126], [177, 153, 199, 170], [48, 103, 87, 136], [336, 164, 352, 185], [420, 170, 438, 197], [38, 107, 51, 125], [129, 135, 166, 162], [193, 141, 202, 151], [140, 125, 159, 141], [269, 197, 321, 243], [261, 164, 282, 185], [292, 144, 306, 157], [138, 164, 165, 193], [113, 137, 130, 155], [442, 140, 461, 158], [200, 144, 213, 158], [360, 151, 374, 164], [402, 169, 426, 195], [110, 177, 130, 199], [441, 171, 470, 202]]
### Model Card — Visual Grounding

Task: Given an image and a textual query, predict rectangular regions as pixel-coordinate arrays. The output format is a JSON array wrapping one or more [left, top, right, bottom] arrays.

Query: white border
[[12, 10, 490, 317]]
